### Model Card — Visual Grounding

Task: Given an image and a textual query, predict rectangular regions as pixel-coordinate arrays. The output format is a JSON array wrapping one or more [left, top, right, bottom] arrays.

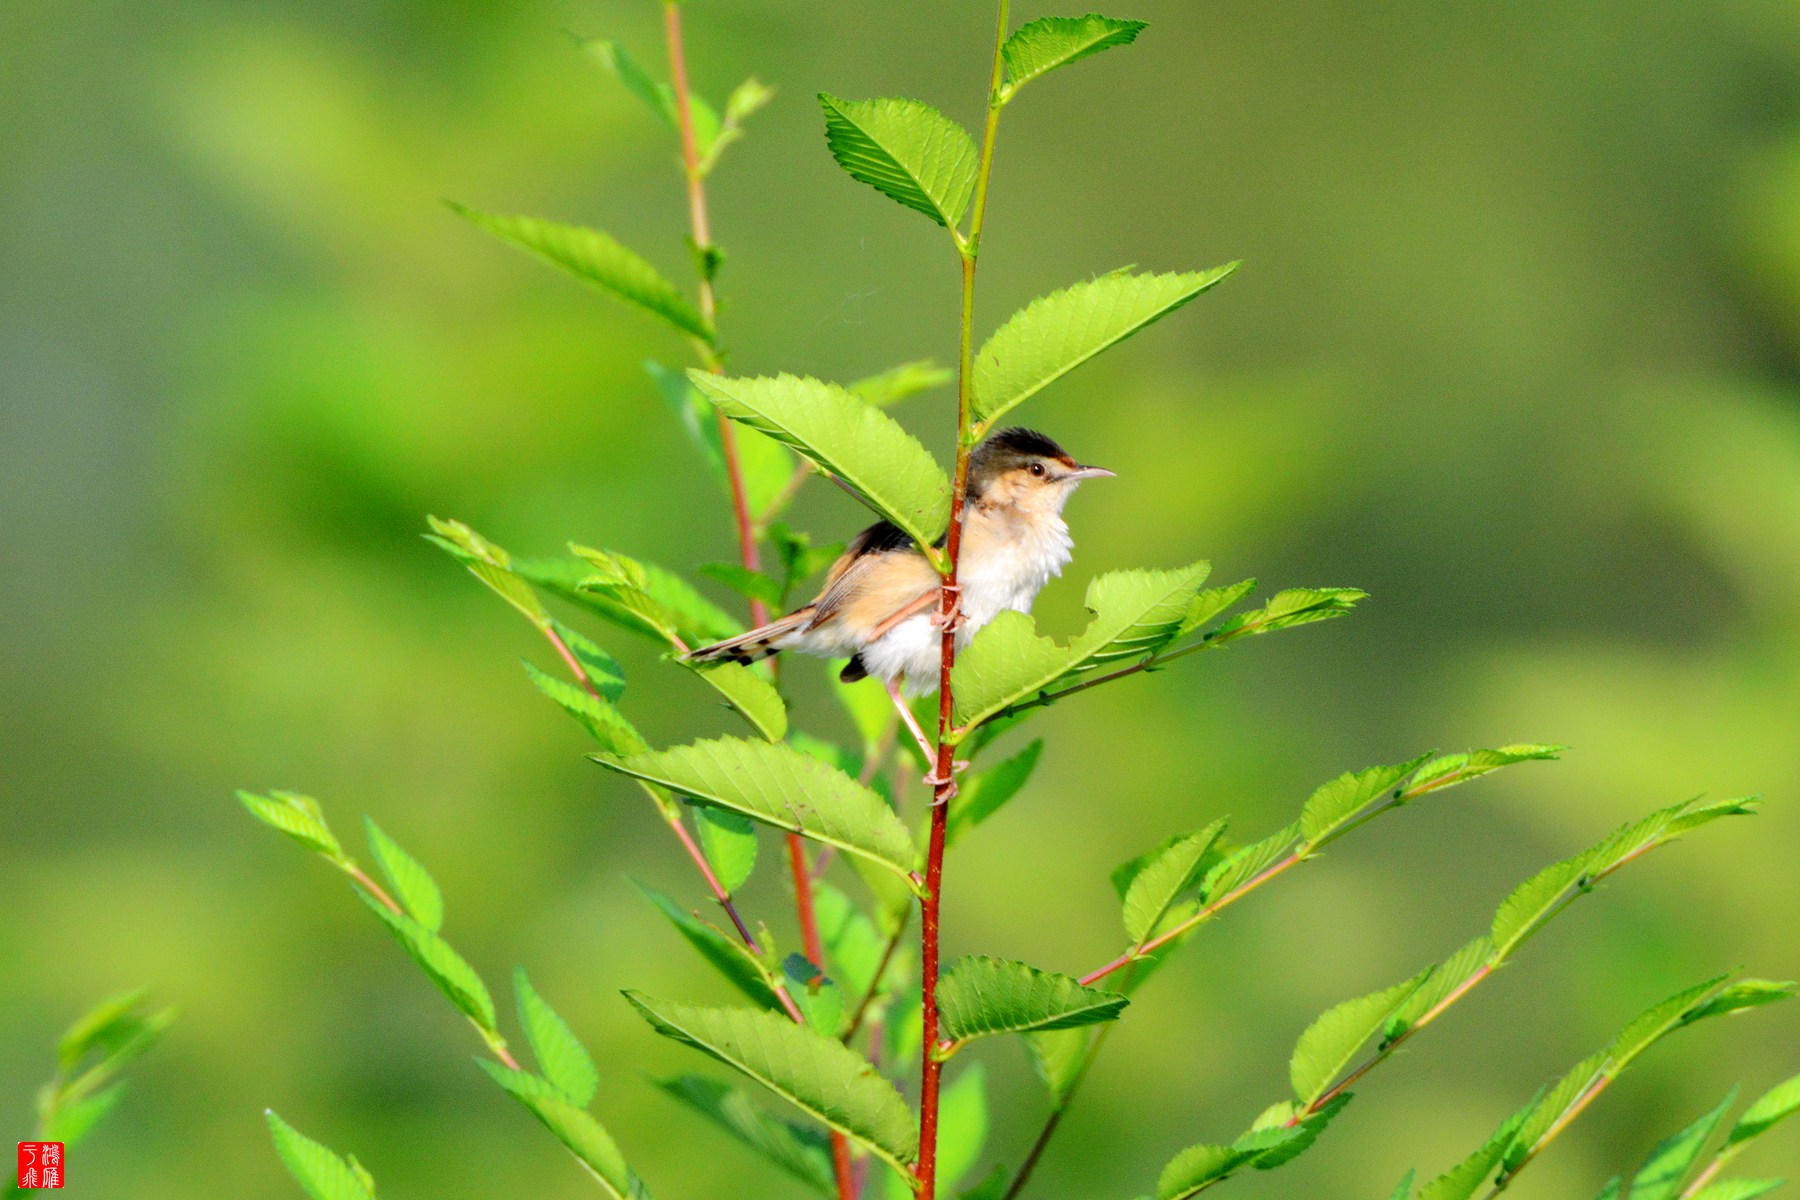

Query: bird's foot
[[923, 760, 971, 806], [930, 589, 964, 633]]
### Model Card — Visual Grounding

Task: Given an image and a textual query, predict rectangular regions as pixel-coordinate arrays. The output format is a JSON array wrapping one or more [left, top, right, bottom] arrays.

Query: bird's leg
[[883, 678, 936, 764]]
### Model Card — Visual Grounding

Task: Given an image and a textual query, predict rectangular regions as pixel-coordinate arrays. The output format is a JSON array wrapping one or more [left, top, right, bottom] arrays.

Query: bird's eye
[[1028, 462, 1046, 477]]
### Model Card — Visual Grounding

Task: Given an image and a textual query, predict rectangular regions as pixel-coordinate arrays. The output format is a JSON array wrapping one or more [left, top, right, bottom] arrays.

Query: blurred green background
[[5, 0, 1800, 1195]]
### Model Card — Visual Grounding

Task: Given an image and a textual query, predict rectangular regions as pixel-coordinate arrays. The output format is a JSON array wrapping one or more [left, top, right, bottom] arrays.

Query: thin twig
[[843, 915, 910, 1043]]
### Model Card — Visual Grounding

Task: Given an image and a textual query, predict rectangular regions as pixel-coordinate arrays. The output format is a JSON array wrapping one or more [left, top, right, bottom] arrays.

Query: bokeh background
[[5, 0, 1800, 1195]]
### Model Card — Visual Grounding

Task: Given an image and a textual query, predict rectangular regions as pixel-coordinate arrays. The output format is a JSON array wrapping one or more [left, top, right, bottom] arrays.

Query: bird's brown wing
[[805, 520, 937, 631]]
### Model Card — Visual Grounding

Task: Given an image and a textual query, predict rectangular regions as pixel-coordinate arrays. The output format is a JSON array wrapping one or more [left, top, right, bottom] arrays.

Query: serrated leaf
[[783, 954, 846, 1036], [1406, 744, 1564, 796], [515, 970, 600, 1107], [952, 562, 1214, 727], [1001, 15, 1147, 96], [693, 803, 759, 895], [1386, 936, 1494, 1043], [364, 819, 443, 933], [626, 993, 919, 1173], [1290, 971, 1431, 1105], [948, 739, 1045, 847], [451, 204, 711, 341], [563, 545, 744, 649], [1682, 979, 1797, 1024], [57, 988, 151, 1070], [1025, 1028, 1089, 1106], [656, 1074, 836, 1194], [426, 515, 546, 622], [1627, 1091, 1738, 1200], [1417, 1102, 1533, 1200], [689, 372, 951, 548], [648, 360, 795, 517], [1507, 1051, 1610, 1173], [550, 621, 627, 701], [1157, 1143, 1253, 1199], [1731, 1071, 1800, 1147], [358, 892, 496, 1033], [1211, 587, 1366, 640], [596, 737, 918, 885], [1199, 824, 1300, 905], [939, 956, 1127, 1040], [480, 1062, 639, 1197], [638, 884, 782, 1010], [1490, 850, 1591, 958], [1156, 1097, 1352, 1199], [241, 790, 342, 860], [267, 1112, 376, 1200], [849, 359, 954, 408], [818, 94, 978, 228], [972, 267, 1236, 429], [1120, 822, 1227, 942], [1299, 754, 1433, 847], [683, 660, 789, 741], [1609, 976, 1731, 1067], [1177, 579, 1258, 639], [523, 660, 650, 757]]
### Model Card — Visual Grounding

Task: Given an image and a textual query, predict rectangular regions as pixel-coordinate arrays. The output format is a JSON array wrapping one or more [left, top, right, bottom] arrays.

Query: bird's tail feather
[[683, 607, 814, 666]]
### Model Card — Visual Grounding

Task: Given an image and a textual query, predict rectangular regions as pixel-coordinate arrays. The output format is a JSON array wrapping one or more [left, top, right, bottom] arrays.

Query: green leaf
[[683, 660, 789, 741], [1627, 1091, 1738, 1200], [1001, 15, 1147, 97], [479, 1062, 639, 1198], [364, 819, 444, 933], [1404, 744, 1564, 796], [1026, 1028, 1090, 1106], [1155, 1097, 1353, 1200], [814, 882, 892, 1000], [1199, 824, 1300, 905], [638, 884, 782, 1011], [939, 956, 1128, 1040], [596, 737, 919, 885], [648, 361, 795, 517], [1176, 579, 1258, 639], [952, 562, 1214, 727], [1731, 1071, 1800, 1147], [1683, 979, 1797, 1023], [43, 1082, 128, 1148], [1157, 1143, 1254, 1198], [57, 988, 152, 1069], [551, 621, 627, 701], [688, 372, 951, 548], [947, 739, 1045, 847], [849, 360, 954, 408], [450, 204, 711, 341], [700, 562, 787, 609], [267, 1112, 376, 1200], [426, 516, 547, 623], [1210, 587, 1366, 640], [655, 1074, 836, 1194], [693, 804, 759, 895], [1609, 976, 1732, 1067], [523, 660, 650, 757], [1290, 971, 1431, 1105], [626, 993, 919, 1173], [515, 969, 600, 1107], [1386, 936, 1494, 1043], [783, 954, 847, 1037], [1416, 1102, 1532, 1200], [563, 545, 743, 649], [581, 38, 717, 150], [938, 1064, 990, 1193], [1489, 850, 1592, 958], [972, 267, 1236, 430], [1688, 1182, 1786, 1200], [1119, 822, 1228, 942], [1298, 754, 1433, 847], [1389, 1169, 1418, 1200], [961, 1165, 1012, 1200], [818, 94, 978, 228], [1505, 1051, 1613, 1174], [1594, 1179, 1624, 1200], [240, 790, 343, 860], [358, 892, 497, 1033]]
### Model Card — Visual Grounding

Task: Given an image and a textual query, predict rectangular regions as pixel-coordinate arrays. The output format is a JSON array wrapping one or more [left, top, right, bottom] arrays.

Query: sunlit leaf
[[939, 956, 1127, 1040], [947, 739, 1045, 847], [479, 1062, 639, 1198], [655, 1074, 836, 1194], [364, 819, 443, 933], [240, 790, 342, 861], [1001, 15, 1147, 97], [638, 884, 782, 1011], [267, 1112, 375, 1200], [693, 803, 759, 895], [1118, 822, 1227, 942], [1298, 754, 1432, 848], [849, 360, 954, 408], [1625, 1091, 1737, 1200], [1290, 971, 1430, 1105], [515, 969, 600, 1107], [818, 94, 978, 228], [358, 892, 496, 1033]]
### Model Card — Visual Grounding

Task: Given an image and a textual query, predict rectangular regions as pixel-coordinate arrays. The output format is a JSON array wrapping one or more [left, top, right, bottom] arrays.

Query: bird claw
[[923, 759, 971, 806], [930, 591, 965, 633]]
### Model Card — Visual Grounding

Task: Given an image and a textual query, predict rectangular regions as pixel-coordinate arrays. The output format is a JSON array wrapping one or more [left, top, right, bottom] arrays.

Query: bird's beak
[[1063, 464, 1116, 481]]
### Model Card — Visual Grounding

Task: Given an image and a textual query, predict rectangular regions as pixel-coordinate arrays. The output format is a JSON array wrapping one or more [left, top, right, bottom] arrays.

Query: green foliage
[[566, 544, 744, 648], [363, 819, 443, 932], [595, 736, 919, 885], [693, 803, 760, 894], [655, 1074, 838, 1194], [626, 993, 919, 1175], [1116, 821, 1227, 942], [1297, 754, 1432, 847], [450, 204, 712, 341], [523, 660, 650, 757], [938, 956, 1128, 1040], [240, 790, 344, 861], [1289, 970, 1430, 1106], [1410, 1104, 1532, 1200], [849, 359, 955, 407], [689, 371, 952, 549], [357, 890, 497, 1034], [514, 970, 601, 1108], [972, 266, 1238, 431], [1000, 15, 1148, 99], [1626, 1091, 1738, 1200], [639, 884, 784, 1010], [26, 989, 174, 1153], [478, 1062, 641, 1199], [1154, 1096, 1352, 1199], [683, 658, 789, 741], [1731, 1071, 1800, 1147], [267, 1112, 376, 1200], [818, 94, 979, 229], [649, 360, 796, 518], [946, 739, 1044, 846]]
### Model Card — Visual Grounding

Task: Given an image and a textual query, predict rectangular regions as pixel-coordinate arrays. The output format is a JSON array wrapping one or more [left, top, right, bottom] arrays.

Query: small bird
[[685, 427, 1112, 778]]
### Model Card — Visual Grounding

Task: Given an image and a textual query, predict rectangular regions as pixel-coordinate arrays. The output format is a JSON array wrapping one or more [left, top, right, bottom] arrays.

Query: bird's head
[[966, 427, 1114, 516]]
